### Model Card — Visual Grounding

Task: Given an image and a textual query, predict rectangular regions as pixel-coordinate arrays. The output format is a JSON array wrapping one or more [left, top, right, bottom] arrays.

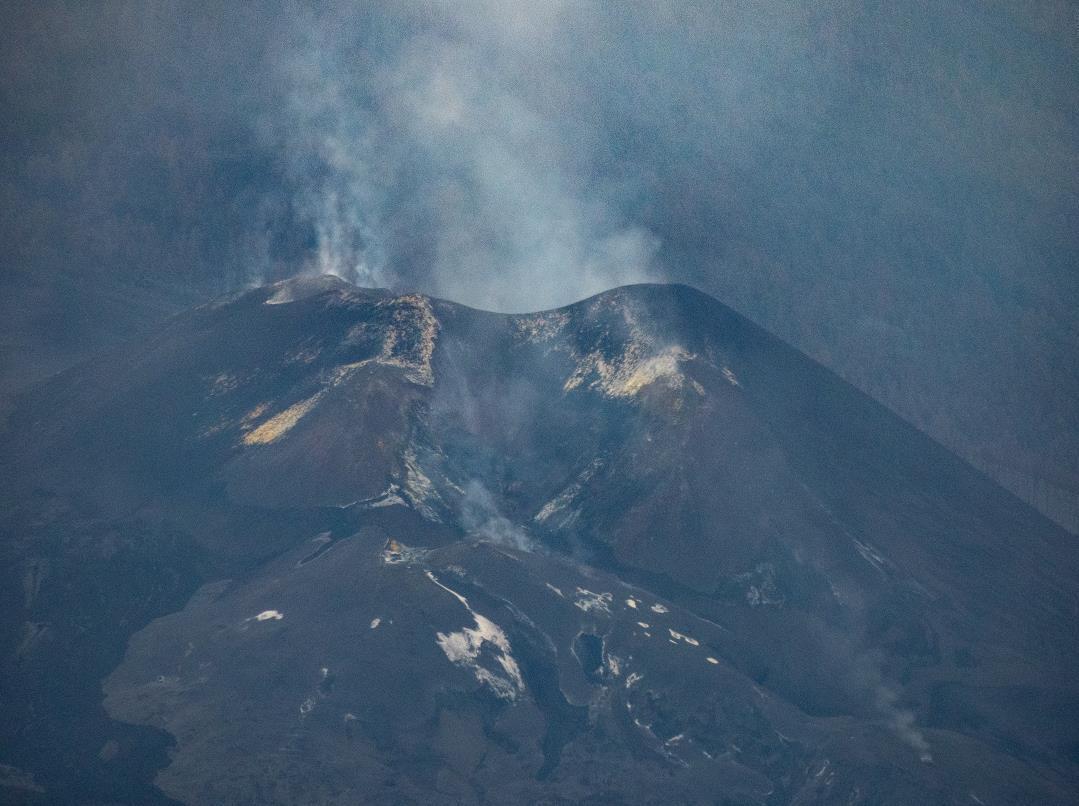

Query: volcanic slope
[[2, 276, 1077, 804]]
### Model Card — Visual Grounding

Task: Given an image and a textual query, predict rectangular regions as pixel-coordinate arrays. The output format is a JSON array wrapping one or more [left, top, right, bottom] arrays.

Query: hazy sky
[[4, 1, 1074, 308], [2, 1, 1078, 523]]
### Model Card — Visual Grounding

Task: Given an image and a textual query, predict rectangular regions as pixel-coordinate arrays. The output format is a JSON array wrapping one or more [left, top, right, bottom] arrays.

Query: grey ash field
[[2, 277, 1078, 804]]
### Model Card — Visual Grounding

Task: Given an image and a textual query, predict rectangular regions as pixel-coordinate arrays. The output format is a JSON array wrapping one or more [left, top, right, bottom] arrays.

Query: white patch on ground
[[299, 665, 333, 723], [746, 586, 781, 604], [668, 628, 700, 647], [426, 572, 525, 701], [605, 653, 623, 677], [625, 672, 643, 689], [616, 348, 695, 396], [650, 603, 669, 614], [206, 372, 240, 397], [534, 459, 601, 528], [513, 311, 569, 343], [283, 342, 322, 365], [706, 657, 720, 665], [852, 539, 889, 575], [573, 588, 613, 614], [545, 583, 564, 598], [565, 344, 702, 399], [253, 610, 283, 622], [400, 448, 444, 521], [534, 493, 574, 526], [369, 617, 381, 629], [350, 484, 408, 511], [738, 563, 786, 607]]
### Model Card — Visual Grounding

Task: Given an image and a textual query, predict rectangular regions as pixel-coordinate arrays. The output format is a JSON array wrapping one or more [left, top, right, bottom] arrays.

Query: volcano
[[2, 277, 1077, 804]]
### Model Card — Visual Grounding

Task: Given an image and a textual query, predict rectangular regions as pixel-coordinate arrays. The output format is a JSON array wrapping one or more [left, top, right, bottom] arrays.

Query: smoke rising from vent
[[460, 481, 534, 552], [876, 685, 933, 763], [270, 2, 660, 311]]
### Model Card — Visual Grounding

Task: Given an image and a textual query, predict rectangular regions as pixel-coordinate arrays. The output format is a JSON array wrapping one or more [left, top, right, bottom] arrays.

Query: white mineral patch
[[206, 372, 240, 397], [564, 342, 701, 399], [283, 343, 322, 365], [513, 311, 569, 343], [668, 628, 700, 647], [351, 484, 408, 511], [534, 490, 578, 526], [426, 572, 525, 700], [401, 448, 444, 520], [534, 460, 601, 527], [606, 653, 623, 677], [852, 539, 889, 574], [574, 588, 613, 614]]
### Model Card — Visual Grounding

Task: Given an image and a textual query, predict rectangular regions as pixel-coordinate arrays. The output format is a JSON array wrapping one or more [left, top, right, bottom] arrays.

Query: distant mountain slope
[[1, 278, 1077, 804]]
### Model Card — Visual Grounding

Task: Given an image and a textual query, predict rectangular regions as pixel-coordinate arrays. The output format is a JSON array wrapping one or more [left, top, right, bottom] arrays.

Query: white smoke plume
[[460, 480, 534, 552], [268, 1, 660, 311], [876, 684, 933, 763]]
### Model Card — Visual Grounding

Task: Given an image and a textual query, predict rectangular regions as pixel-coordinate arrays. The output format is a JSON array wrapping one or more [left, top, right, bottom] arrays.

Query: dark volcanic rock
[[1, 277, 1077, 804]]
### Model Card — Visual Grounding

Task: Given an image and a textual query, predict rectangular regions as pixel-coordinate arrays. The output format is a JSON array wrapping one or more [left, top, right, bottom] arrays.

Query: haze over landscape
[[1, 2, 1078, 804]]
